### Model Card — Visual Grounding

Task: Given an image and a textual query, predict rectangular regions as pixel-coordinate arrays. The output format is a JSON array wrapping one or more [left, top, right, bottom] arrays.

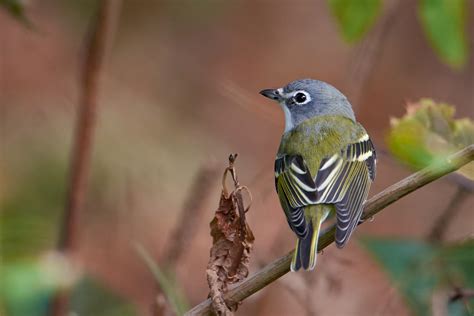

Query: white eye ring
[[292, 91, 311, 105]]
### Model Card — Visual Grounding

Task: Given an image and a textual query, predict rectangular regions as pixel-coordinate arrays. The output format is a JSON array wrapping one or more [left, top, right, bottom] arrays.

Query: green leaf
[[418, 0, 468, 69], [361, 238, 437, 315], [328, 0, 382, 43], [0, 262, 53, 316], [0, 254, 135, 316], [387, 99, 474, 180], [361, 238, 474, 316], [448, 297, 474, 316], [439, 240, 474, 288]]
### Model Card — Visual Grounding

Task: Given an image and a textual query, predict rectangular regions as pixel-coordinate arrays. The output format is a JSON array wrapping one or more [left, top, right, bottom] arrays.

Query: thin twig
[[428, 186, 470, 243], [334, 26, 415, 276], [154, 164, 218, 315], [162, 163, 219, 267], [426, 183, 471, 315], [51, 1, 120, 315], [135, 244, 184, 316], [450, 288, 474, 303], [185, 145, 474, 316], [347, 0, 400, 109]]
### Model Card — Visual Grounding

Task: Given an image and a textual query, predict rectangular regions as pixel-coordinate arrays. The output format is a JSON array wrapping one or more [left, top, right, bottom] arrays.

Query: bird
[[259, 79, 376, 271]]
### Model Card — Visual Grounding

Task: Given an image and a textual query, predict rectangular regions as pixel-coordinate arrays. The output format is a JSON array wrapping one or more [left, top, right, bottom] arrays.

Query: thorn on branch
[[207, 155, 254, 315], [450, 287, 474, 303]]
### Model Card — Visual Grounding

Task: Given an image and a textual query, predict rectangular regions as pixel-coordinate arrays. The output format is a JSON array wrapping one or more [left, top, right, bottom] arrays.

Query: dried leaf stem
[[186, 145, 474, 316]]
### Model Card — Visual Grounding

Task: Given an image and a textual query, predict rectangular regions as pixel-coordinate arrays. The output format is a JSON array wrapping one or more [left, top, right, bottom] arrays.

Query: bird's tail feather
[[291, 223, 313, 271], [290, 208, 328, 271]]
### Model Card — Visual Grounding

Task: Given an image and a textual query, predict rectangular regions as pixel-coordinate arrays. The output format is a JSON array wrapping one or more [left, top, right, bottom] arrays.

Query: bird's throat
[[279, 102, 294, 133]]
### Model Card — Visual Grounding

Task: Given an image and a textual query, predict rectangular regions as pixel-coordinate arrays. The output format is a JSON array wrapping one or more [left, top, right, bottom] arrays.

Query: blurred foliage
[[69, 277, 137, 316], [0, 154, 64, 315], [361, 238, 474, 315], [135, 244, 189, 315], [162, 0, 227, 25], [0, 259, 136, 316], [1, 156, 66, 262], [0, 261, 53, 316], [387, 99, 474, 180], [418, 0, 468, 69], [0, 149, 123, 315], [0, 0, 31, 26], [0, 0, 24, 19], [329, 0, 469, 69], [53, 0, 99, 23], [328, 0, 382, 43], [449, 300, 473, 316]]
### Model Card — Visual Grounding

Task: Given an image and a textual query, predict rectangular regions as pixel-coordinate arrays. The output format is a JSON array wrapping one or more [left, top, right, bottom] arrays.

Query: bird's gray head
[[260, 79, 355, 132]]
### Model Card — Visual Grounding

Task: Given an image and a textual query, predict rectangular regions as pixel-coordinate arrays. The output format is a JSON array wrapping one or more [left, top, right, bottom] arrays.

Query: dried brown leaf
[[206, 156, 254, 315]]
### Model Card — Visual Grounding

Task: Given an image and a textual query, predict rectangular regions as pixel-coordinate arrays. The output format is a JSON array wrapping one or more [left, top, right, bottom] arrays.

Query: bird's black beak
[[259, 89, 280, 101]]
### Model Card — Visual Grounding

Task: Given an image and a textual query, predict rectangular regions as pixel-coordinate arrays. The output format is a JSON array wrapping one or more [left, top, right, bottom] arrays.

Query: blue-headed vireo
[[260, 79, 376, 271]]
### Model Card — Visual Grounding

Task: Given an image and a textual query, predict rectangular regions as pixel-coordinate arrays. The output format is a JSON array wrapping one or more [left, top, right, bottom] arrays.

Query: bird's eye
[[294, 92, 307, 104]]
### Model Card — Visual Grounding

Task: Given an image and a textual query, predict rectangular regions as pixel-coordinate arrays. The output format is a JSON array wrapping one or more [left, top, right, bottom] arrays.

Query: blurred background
[[1, 0, 473, 315]]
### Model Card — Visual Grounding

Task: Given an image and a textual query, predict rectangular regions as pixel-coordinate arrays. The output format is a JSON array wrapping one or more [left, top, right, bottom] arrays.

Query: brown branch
[[51, 1, 120, 315], [185, 145, 474, 316]]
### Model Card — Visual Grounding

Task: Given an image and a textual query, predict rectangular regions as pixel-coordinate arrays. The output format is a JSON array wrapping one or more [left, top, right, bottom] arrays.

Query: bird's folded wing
[[275, 155, 317, 238], [314, 136, 376, 247]]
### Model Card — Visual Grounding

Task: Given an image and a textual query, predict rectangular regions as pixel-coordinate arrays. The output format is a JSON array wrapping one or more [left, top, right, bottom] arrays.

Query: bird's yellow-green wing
[[275, 155, 317, 238], [314, 134, 376, 247], [276, 115, 377, 249]]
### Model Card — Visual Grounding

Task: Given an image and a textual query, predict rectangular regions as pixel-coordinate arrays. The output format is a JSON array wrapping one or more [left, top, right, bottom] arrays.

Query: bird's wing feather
[[314, 134, 376, 247], [275, 155, 317, 238]]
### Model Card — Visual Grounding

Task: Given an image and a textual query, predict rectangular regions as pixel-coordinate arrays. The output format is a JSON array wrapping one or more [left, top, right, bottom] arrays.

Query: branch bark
[[185, 145, 474, 316]]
